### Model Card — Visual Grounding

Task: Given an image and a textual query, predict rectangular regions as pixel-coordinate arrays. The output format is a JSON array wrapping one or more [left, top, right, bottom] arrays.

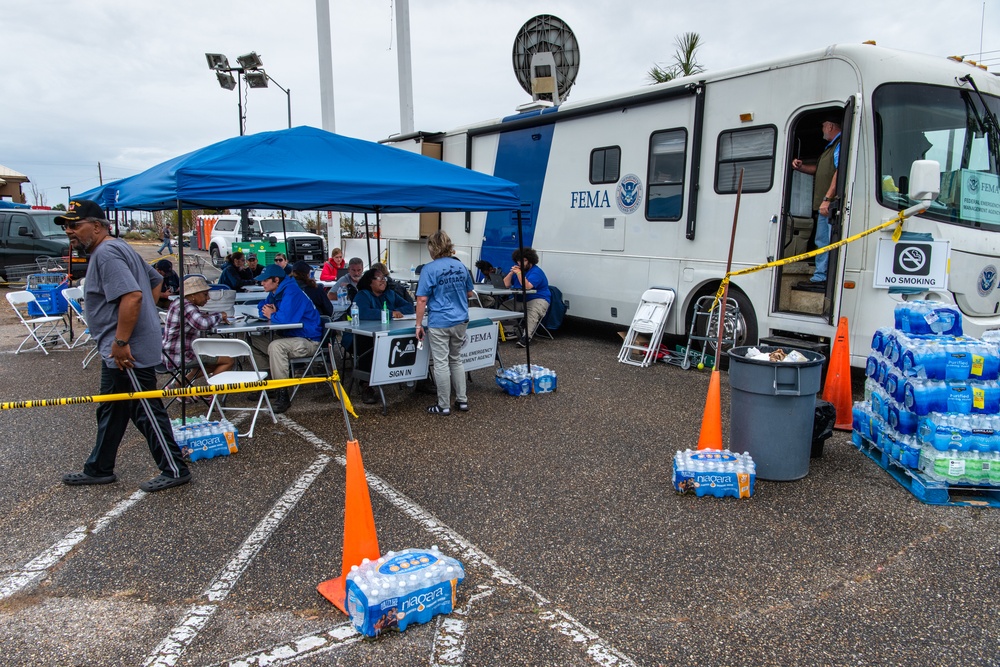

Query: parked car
[[0, 209, 87, 280]]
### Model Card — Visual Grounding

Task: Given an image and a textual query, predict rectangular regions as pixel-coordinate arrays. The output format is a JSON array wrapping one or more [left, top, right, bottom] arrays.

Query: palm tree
[[647, 32, 705, 84]]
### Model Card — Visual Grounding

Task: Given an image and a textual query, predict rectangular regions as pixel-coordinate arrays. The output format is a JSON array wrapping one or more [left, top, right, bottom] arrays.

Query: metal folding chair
[[192, 338, 275, 438], [62, 287, 100, 368], [288, 317, 338, 403], [5, 290, 69, 354]]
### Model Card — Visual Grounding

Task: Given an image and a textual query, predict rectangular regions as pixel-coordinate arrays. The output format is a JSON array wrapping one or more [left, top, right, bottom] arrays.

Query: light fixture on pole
[[60, 186, 71, 207], [206, 51, 290, 133]]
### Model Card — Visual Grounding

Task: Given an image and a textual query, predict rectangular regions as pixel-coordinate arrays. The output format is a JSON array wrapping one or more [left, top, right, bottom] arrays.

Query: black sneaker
[[516, 335, 528, 348]]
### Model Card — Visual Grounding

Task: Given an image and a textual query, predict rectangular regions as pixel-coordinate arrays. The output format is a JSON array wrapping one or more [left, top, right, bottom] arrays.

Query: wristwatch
[[114, 338, 129, 347], [822, 196, 834, 202]]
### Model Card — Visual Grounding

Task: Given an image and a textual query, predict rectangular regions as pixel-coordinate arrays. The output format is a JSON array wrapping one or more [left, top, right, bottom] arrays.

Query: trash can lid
[[728, 345, 825, 366]]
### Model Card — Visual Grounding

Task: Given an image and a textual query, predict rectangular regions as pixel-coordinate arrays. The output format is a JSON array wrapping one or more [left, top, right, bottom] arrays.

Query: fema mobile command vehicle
[[378, 21, 1000, 367]]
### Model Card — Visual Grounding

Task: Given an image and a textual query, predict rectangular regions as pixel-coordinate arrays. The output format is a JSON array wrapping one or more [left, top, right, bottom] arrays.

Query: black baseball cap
[[54, 199, 105, 226]]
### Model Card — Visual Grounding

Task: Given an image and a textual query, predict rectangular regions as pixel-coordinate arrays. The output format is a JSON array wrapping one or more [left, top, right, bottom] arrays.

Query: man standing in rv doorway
[[791, 112, 841, 291]]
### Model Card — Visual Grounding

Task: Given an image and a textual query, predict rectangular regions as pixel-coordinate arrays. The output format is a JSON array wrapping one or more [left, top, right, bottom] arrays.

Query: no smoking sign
[[875, 238, 950, 290]]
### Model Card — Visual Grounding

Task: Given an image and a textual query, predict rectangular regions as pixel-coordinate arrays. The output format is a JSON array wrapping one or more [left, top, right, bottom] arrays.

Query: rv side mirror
[[17, 226, 31, 237], [908, 160, 940, 202]]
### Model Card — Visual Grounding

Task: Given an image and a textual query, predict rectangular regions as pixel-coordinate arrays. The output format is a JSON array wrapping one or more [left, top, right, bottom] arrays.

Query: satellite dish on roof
[[512, 14, 580, 106]]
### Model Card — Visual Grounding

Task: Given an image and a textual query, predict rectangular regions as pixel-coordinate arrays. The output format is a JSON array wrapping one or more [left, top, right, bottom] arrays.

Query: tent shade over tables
[[75, 125, 520, 213]]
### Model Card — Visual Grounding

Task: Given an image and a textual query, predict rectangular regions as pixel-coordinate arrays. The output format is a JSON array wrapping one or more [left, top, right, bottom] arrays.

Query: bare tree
[[29, 183, 46, 207], [647, 32, 705, 84]]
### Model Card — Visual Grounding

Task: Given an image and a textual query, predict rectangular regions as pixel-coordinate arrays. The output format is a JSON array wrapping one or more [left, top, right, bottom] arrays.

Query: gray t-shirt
[[84, 238, 164, 369]]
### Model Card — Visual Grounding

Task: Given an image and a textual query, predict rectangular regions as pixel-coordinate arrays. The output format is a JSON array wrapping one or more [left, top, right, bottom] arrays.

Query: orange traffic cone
[[823, 317, 853, 431], [317, 439, 380, 613], [697, 370, 724, 450]]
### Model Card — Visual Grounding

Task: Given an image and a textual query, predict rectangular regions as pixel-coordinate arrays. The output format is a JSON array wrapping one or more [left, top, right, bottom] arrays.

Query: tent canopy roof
[[77, 126, 520, 213]]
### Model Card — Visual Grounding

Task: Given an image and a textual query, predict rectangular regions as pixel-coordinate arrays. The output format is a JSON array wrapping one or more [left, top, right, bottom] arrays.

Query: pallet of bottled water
[[672, 449, 756, 499], [495, 364, 557, 396], [345, 547, 465, 637], [171, 417, 238, 462], [852, 303, 1000, 504]]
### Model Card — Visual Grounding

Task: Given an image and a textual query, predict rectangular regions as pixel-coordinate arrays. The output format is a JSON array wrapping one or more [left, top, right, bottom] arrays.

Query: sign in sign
[[370, 330, 430, 385], [368, 320, 498, 385], [874, 238, 950, 290]]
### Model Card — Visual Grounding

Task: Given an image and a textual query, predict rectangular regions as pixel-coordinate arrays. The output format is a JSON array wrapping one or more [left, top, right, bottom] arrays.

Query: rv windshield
[[874, 82, 1000, 231]]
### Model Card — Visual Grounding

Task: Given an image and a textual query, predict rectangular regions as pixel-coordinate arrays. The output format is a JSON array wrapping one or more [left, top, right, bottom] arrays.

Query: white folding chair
[[5, 290, 70, 354], [62, 287, 100, 367], [192, 338, 275, 438], [618, 288, 675, 367]]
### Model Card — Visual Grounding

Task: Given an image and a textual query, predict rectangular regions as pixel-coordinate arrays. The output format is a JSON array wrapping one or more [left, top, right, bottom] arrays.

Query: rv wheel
[[685, 287, 758, 363]]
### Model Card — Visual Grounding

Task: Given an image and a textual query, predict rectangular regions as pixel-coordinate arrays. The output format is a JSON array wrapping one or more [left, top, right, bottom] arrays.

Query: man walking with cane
[[58, 200, 190, 492]]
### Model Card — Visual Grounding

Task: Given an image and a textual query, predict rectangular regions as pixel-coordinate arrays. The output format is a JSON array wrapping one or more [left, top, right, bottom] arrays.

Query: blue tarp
[[0, 200, 31, 209], [76, 126, 520, 213]]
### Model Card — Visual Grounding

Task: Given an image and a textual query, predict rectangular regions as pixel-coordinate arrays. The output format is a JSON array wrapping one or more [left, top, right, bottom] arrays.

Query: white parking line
[[207, 623, 362, 667], [0, 490, 146, 601], [430, 585, 495, 667], [143, 454, 331, 667], [277, 417, 637, 667]]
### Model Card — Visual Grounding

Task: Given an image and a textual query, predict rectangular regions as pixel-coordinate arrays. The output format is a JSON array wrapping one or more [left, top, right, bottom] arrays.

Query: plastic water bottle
[[337, 285, 347, 307], [381, 301, 390, 325], [350, 301, 359, 322], [410, 264, 416, 280]]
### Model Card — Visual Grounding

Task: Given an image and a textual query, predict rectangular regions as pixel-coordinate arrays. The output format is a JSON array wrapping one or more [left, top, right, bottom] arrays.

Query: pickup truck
[[0, 209, 87, 281], [206, 215, 326, 267]]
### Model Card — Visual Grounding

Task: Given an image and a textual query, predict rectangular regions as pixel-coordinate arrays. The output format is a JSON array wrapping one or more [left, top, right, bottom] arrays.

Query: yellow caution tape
[[709, 210, 909, 306], [0, 373, 357, 418]]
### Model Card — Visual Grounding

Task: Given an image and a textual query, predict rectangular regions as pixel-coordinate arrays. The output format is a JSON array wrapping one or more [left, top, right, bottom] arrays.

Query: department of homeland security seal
[[977, 265, 997, 297], [616, 174, 642, 214]]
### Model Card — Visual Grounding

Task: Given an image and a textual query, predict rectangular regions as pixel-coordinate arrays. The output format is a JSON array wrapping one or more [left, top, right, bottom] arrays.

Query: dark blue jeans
[[84, 364, 188, 479]]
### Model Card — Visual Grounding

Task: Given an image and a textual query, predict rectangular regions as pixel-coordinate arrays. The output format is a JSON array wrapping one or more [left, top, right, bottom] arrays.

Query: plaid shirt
[[161, 299, 224, 369]]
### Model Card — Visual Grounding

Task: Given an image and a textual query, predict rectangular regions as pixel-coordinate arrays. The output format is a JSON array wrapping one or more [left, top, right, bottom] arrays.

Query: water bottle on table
[[350, 301, 359, 322]]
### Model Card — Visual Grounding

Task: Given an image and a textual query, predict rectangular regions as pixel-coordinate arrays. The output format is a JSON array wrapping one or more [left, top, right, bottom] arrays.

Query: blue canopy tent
[[76, 125, 520, 213], [73, 126, 545, 413]]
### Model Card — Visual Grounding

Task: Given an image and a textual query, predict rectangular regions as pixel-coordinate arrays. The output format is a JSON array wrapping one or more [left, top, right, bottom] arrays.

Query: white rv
[[381, 44, 1000, 366]]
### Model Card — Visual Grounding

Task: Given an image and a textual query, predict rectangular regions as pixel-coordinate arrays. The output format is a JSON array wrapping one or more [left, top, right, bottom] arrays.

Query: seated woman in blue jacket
[[347, 269, 415, 403], [354, 268, 416, 320]]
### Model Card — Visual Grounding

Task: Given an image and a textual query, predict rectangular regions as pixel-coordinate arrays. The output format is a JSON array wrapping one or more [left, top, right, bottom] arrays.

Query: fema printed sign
[[616, 174, 643, 214], [874, 238, 950, 290], [459, 321, 499, 372], [956, 170, 1000, 227]]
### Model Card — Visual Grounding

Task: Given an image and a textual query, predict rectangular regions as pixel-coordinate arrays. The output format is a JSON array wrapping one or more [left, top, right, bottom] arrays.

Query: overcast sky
[[4, 0, 994, 206]]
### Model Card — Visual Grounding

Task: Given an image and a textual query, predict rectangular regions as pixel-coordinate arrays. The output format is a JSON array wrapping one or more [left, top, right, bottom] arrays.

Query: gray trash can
[[727, 345, 826, 481]]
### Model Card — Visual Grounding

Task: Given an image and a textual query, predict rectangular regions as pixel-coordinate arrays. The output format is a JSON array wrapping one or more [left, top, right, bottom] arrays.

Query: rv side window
[[214, 219, 237, 232], [646, 129, 687, 221], [590, 146, 621, 184], [715, 126, 777, 194]]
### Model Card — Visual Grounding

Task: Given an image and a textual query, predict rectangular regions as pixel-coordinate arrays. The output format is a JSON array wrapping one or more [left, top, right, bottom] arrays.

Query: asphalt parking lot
[[1, 247, 998, 667]]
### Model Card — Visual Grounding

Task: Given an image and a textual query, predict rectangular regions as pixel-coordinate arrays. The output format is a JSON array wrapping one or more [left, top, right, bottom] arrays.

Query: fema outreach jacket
[[258, 277, 323, 341]]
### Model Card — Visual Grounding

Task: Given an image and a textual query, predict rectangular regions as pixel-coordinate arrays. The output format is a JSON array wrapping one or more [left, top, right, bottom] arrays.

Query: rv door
[[828, 94, 863, 322]]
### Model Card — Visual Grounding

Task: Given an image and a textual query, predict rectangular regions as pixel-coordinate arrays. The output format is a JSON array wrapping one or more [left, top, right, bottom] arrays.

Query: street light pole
[[60, 186, 71, 207], [266, 74, 292, 129]]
